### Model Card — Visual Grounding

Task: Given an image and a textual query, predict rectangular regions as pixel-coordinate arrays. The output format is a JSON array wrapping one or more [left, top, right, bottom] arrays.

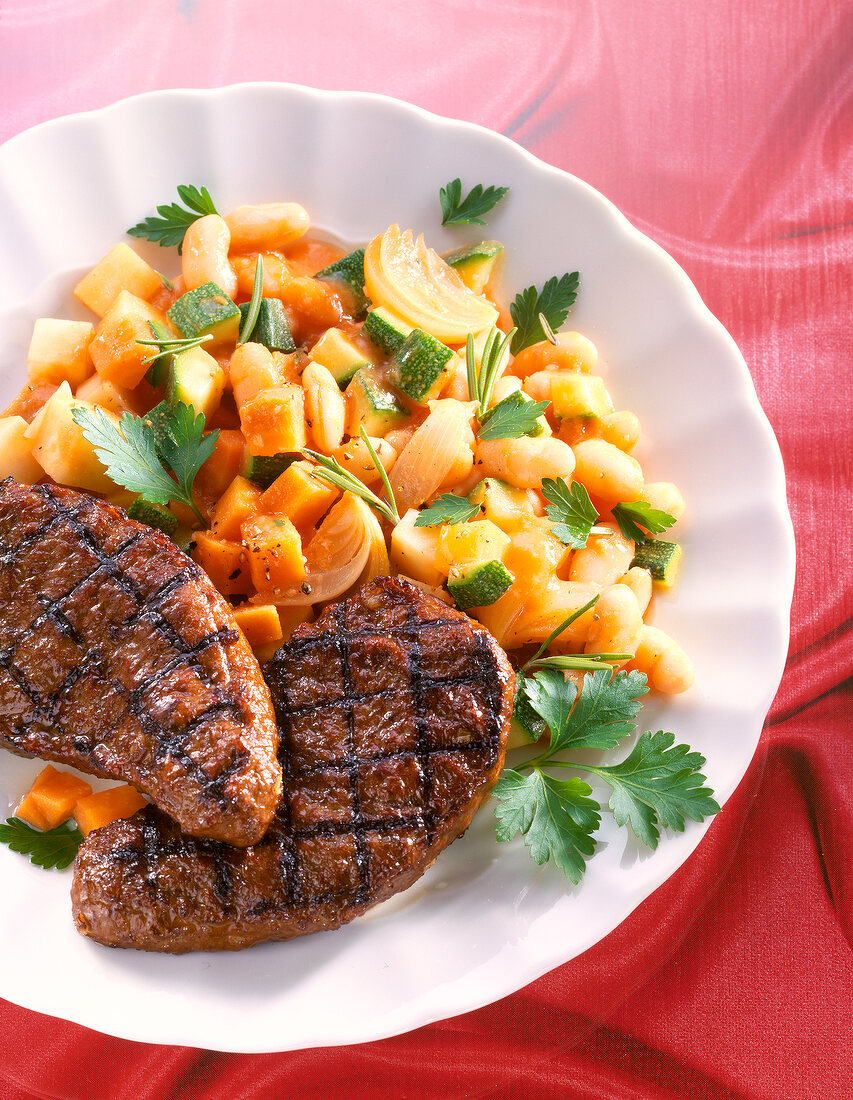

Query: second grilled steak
[[0, 478, 280, 846], [71, 577, 514, 952]]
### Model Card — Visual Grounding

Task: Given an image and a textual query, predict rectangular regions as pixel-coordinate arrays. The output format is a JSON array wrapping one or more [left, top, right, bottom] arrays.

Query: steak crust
[[0, 478, 280, 846], [71, 576, 514, 952]]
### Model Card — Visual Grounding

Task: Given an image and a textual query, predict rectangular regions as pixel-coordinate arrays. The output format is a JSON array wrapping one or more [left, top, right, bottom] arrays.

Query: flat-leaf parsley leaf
[[414, 493, 480, 528], [612, 500, 677, 543], [0, 817, 82, 870], [440, 178, 509, 226], [127, 184, 219, 252], [510, 272, 579, 354]]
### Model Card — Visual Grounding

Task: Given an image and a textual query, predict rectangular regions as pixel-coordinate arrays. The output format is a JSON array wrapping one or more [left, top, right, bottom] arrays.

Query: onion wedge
[[254, 495, 373, 607], [364, 225, 498, 344], [389, 399, 475, 515]]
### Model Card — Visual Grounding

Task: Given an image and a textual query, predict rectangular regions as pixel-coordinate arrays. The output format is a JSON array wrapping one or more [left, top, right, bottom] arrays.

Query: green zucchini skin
[[345, 369, 410, 436], [239, 299, 296, 353], [362, 307, 413, 356], [388, 329, 453, 402], [631, 538, 682, 586], [447, 559, 514, 610], [167, 282, 241, 342], [241, 452, 295, 489], [315, 248, 369, 319], [127, 497, 178, 537]]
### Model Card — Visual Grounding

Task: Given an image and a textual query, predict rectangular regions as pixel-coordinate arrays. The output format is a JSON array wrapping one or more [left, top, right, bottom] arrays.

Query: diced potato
[[89, 290, 173, 390], [27, 381, 117, 494], [74, 243, 163, 318], [436, 518, 511, 574], [27, 318, 94, 387], [390, 509, 445, 586], [168, 345, 226, 419], [242, 514, 306, 590], [0, 415, 44, 483]]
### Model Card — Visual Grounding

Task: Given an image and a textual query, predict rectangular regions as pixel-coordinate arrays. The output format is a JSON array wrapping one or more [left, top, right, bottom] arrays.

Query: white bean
[[584, 584, 644, 661], [630, 625, 694, 694], [302, 361, 345, 452], [224, 203, 310, 251], [617, 566, 653, 615], [475, 435, 575, 488], [642, 481, 685, 521], [490, 374, 523, 404], [181, 214, 237, 298], [572, 438, 643, 503]]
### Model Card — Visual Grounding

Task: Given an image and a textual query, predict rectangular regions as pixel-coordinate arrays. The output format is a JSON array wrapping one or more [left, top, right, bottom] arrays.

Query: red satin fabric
[[1, 1, 851, 1096]]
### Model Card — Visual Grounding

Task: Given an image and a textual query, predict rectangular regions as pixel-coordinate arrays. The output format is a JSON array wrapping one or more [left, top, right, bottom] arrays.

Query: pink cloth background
[[1, 1, 852, 1096]]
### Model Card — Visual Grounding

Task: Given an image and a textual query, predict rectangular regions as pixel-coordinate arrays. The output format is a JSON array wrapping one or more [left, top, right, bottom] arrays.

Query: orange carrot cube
[[210, 475, 263, 541], [193, 429, 247, 504], [239, 384, 305, 456], [89, 291, 174, 390], [232, 603, 284, 648], [16, 765, 93, 831], [259, 459, 339, 534], [74, 785, 148, 836], [242, 514, 305, 591], [191, 530, 253, 596]]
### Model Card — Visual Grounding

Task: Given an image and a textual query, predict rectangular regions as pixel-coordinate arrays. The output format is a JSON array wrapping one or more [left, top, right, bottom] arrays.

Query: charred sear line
[[334, 600, 373, 906]]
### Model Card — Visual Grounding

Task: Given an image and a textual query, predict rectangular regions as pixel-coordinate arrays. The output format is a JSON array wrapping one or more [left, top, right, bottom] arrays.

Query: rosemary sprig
[[303, 427, 400, 526], [238, 255, 265, 343], [137, 332, 213, 366], [466, 326, 517, 413], [523, 595, 601, 670]]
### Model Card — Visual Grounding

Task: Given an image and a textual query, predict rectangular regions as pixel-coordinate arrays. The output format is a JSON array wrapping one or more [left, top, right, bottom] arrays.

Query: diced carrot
[[239, 384, 306, 456], [89, 291, 174, 390], [74, 785, 148, 836], [3, 381, 58, 422], [259, 459, 339, 534], [191, 530, 254, 596], [232, 603, 283, 648], [16, 765, 93, 831], [242, 514, 305, 591], [205, 393, 242, 431], [74, 243, 162, 318], [211, 475, 263, 541], [271, 351, 301, 384], [194, 429, 247, 504]]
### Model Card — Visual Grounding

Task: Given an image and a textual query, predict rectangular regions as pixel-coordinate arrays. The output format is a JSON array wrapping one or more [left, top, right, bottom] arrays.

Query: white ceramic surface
[[0, 84, 794, 1052]]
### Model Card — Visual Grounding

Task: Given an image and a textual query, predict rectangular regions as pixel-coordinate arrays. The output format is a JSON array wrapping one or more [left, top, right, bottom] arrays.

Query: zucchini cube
[[167, 281, 241, 347], [388, 329, 453, 403]]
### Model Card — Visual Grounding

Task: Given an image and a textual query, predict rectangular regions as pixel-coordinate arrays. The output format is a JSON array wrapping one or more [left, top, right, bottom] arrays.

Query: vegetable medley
[[0, 182, 720, 880]]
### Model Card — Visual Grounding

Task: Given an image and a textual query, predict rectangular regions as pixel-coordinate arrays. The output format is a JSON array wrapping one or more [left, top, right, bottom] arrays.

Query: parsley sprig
[[541, 478, 604, 547], [127, 184, 219, 252], [304, 427, 400, 526], [0, 818, 82, 870], [493, 668, 719, 881], [414, 493, 479, 528], [612, 500, 677, 543], [440, 178, 509, 226], [510, 272, 579, 354], [72, 402, 218, 526], [478, 391, 550, 442]]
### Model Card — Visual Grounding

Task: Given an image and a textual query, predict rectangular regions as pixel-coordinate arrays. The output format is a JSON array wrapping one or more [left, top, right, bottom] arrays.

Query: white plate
[[0, 84, 794, 1052]]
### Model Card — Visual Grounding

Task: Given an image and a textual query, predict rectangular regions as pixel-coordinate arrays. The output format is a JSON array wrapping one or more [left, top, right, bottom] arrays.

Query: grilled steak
[[0, 478, 280, 846], [71, 576, 514, 952]]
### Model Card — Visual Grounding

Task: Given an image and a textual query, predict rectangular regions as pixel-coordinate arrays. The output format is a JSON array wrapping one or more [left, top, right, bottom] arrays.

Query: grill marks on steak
[[0, 479, 280, 846], [71, 577, 514, 952]]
